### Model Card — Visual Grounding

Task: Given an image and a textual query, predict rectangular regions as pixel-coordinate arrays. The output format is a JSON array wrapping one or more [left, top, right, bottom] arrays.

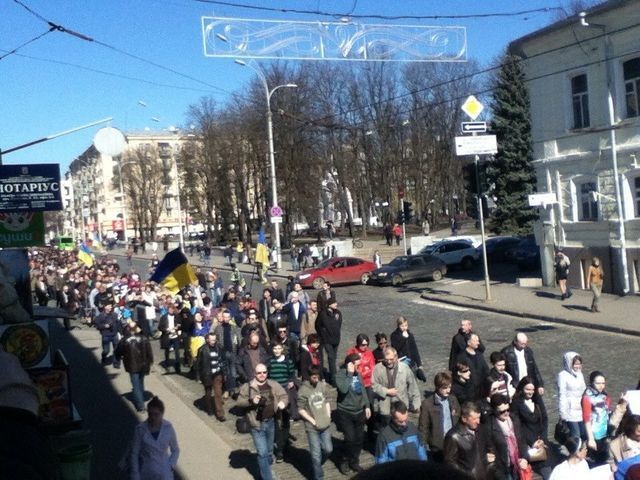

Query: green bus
[[53, 236, 75, 250]]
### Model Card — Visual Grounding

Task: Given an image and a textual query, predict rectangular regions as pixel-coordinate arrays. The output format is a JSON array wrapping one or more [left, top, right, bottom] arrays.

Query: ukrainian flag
[[77, 243, 94, 268], [255, 228, 270, 268], [149, 247, 197, 293]]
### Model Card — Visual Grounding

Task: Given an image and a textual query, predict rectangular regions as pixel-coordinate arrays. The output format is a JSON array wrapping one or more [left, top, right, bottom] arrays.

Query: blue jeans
[[251, 418, 275, 480], [130, 372, 146, 410], [223, 350, 237, 392], [307, 427, 333, 480], [101, 335, 120, 367], [566, 421, 587, 440], [291, 257, 299, 272]]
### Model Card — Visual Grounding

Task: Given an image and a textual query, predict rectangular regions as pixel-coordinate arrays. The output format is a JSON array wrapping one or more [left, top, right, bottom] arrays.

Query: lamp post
[[116, 158, 137, 243], [235, 59, 297, 270]]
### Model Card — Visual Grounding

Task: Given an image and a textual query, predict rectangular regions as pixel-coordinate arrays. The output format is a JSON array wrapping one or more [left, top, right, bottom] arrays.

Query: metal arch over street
[[202, 17, 467, 62]]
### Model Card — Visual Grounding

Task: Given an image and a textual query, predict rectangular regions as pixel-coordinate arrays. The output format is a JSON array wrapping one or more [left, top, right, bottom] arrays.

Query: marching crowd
[[28, 246, 640, 480]]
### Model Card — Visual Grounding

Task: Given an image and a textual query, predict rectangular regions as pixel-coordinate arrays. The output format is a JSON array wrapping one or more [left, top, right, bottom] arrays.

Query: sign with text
[[461, 121, 487, 133], [0, 164, 62, 212], [455, 135, 498, 156], [0, 211, 45, 248]]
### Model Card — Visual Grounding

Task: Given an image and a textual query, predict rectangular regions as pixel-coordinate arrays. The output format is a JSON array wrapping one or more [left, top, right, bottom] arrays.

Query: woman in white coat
[[557, 351, 586, 440], [130, 396, 180, 480]]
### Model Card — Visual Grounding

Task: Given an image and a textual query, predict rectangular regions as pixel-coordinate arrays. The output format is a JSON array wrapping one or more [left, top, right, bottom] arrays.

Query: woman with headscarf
[[557, 351, 587, 440]]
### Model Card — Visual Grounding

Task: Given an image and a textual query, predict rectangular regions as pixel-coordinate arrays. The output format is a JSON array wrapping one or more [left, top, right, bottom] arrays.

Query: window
[[579, 182, 598, 221], [624, 58, 640, 118], [346, 258, 361, 267], [634, 176, 640, 217], [571, 74, 590, 129], [409, 258, 423, 267]]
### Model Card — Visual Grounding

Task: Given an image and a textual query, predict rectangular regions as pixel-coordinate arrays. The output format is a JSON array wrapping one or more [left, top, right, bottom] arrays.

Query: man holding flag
[[255, 228, 270, 285], [149, 247, 198, 294], [77, 243, 94, 268]]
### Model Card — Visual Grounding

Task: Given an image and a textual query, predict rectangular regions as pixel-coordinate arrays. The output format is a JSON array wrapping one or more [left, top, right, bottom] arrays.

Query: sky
[[0, 0, 577, 174]]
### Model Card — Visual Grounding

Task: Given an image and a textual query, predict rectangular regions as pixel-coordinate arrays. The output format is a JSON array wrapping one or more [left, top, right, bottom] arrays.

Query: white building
[[511, 0, 640, 294], [67, 129, 192, 243]]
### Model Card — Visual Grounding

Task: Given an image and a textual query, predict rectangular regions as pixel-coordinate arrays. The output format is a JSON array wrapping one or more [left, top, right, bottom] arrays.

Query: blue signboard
[[0, 164, 62, 212]]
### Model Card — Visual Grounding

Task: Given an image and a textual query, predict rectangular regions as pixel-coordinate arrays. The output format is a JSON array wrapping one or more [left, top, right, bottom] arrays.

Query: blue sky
[[1, 0, 572, 173]]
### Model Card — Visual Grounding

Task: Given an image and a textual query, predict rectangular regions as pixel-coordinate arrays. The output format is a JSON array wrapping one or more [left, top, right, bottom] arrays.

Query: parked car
[[369, 255, 447, 286], [477, 236, 521, 262], [507, 236, 540, 270], [295, 256, 378, 289], [418, 239, 480, 269]]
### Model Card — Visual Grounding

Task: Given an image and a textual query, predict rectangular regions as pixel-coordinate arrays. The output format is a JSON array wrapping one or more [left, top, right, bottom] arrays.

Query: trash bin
[[58, 444, 92, 480]]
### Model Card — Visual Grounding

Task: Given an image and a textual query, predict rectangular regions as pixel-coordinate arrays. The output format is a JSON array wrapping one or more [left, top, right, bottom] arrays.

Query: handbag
[[528, 444, 548, 463], [554, 420, 571, 444], [235, 415, 251, 434], [518, 465, 533, 480]]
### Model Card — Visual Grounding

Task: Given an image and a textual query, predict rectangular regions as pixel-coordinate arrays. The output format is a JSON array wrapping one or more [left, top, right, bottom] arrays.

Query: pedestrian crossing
[[436, 278, 471, 286]]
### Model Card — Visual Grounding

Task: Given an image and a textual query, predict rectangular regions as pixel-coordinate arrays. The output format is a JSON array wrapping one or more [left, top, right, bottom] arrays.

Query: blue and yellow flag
[[77, 243, 94, 268], [149, 247, 197, 293], [255, 228, 270, 268]]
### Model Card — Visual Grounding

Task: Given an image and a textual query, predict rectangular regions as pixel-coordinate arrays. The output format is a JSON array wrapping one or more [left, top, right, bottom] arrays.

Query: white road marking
[[412, 298, 469, 311]]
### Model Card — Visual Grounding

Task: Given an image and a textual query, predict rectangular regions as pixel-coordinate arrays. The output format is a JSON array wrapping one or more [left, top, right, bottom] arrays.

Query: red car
[[295, 256, 377, 289]]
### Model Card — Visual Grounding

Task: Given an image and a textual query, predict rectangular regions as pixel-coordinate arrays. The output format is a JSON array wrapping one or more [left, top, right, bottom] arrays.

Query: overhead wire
[[0, 27, 55, 61]]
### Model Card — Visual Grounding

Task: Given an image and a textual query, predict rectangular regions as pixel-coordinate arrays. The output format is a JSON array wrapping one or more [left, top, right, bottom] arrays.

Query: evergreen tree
[[487, 54, 538, 235]]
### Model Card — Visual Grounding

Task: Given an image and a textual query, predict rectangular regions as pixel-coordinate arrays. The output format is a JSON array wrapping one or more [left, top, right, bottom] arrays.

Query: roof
[[509, 0, 632, 53]]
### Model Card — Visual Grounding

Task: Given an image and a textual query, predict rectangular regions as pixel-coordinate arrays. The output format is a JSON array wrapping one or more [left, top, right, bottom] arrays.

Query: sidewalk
[[55, 316, 251, 479], [420, 279, 640, 336]]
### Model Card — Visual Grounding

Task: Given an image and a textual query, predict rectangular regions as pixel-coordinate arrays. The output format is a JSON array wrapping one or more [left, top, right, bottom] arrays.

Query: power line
[[0, 27, 55, 61], [190, 0, 562, 21], [0, 49, 217, 94]]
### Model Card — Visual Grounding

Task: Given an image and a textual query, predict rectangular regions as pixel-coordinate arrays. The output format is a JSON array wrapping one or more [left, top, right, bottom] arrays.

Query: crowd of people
[[27, 246, 640, 480]]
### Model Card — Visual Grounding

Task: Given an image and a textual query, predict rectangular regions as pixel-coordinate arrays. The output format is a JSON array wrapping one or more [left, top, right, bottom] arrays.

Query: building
[[510, 0, 640, 294], [66, 129, 192, 243]]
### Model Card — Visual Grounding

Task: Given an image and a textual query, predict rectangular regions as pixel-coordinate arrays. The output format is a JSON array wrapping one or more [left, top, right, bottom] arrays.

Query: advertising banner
[[0, 211, 45, 248], [0, 164, 62, 212]]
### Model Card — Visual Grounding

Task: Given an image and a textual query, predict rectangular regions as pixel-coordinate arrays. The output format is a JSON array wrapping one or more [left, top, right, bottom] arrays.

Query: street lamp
[[235, 59, 297, 270], [116, 158, 137, 243]]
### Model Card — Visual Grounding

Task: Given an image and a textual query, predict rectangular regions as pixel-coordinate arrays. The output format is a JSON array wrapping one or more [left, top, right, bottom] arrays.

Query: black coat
[[486, 414, 529, 480], [390, 328, 422, 367], [510, 395, 548, 446], [158, 314, 182, 349], [443, 421, 489, 479], [501, 345, 544, 389], [195, 342, 225, 387], [115, 334, 153, 374], [316, 307, 342, 346], [449, 330, 485, 372]]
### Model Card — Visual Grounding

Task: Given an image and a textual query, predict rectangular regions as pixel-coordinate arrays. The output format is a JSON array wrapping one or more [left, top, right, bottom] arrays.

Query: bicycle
[[352, 238, 363, 249]]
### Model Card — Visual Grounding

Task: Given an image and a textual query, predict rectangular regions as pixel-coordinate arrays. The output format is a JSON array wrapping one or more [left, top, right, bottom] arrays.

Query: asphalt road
[[125, 257, 639, 479]]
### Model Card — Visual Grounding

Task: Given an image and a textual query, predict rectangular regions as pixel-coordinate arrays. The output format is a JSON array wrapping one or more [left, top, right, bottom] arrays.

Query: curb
[[108, 253, 294, 281], [420, 293, 640, 338]]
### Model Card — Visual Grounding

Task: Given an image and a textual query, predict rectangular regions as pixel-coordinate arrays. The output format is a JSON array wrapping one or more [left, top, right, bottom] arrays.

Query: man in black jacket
[[195, 333, 226, 421], [316, 299, 342, 386], [115, 322, 153, 412], [448, 319, 485, 372], [501, 333, 544, 395], [443, 402, 489, 479], [94, 303, 121, 368]]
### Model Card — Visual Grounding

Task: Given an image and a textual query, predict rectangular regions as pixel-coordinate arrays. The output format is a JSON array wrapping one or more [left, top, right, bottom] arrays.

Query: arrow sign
[[461, 121, 487, 133]]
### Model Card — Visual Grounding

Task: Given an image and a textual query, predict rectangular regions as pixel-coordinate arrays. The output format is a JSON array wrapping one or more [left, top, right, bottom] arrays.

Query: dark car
[[369, 254, 447, 286], [477, 236, 521, 262], [505, 236, 540, 269]]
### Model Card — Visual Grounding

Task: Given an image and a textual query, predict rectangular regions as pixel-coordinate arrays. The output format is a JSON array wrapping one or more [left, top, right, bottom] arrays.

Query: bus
[[52, 236, 75, 250]]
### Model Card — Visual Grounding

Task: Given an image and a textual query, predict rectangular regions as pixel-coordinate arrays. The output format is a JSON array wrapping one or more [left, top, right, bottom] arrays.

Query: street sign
[[461, 95, 484, 120], [0, 164, 62, 212], [270, 216, 283, 224], [455, 135, 498, 156], [270, 205, 283, 217], [461, 121, 487, 134], [528, 192, 557, 207]]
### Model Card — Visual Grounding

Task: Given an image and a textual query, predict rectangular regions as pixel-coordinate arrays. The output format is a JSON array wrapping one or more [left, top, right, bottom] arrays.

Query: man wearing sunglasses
[[237, 363, 289, 480]]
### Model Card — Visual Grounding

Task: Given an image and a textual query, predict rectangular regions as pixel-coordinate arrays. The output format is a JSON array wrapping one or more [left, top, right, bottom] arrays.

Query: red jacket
[[347, 346, 376, 388]]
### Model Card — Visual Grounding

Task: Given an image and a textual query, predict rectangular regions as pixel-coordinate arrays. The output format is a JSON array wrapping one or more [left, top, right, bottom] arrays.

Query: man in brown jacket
[[419, 371, 461, 462], [300, 300, 318, 344], [237, 363, 288, 480]]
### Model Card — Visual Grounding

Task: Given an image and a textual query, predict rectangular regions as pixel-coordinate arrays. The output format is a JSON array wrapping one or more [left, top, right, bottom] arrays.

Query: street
[[112, 256, 640, 479]]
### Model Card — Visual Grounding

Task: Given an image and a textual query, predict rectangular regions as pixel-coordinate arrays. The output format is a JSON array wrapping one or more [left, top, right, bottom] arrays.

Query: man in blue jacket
[[375, 400, 428, 464]]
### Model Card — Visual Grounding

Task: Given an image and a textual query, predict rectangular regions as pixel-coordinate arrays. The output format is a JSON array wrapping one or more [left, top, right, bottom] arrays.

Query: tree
[[487, 54, 538, 235]]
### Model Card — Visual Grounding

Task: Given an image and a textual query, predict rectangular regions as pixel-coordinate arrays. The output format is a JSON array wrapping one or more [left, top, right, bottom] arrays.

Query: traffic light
[[403, 201, 414, 223]]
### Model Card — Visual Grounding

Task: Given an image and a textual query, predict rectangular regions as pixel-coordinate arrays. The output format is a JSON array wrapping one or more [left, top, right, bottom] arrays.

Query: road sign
[[0, 164, 62, 212], [270, 216, 283, 224], [455, 135, 498, 156], [461, 95, 484, 120], [528, 192, 557, 207], [461, 121, 487, 134], [269, 205, 283, 217]]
